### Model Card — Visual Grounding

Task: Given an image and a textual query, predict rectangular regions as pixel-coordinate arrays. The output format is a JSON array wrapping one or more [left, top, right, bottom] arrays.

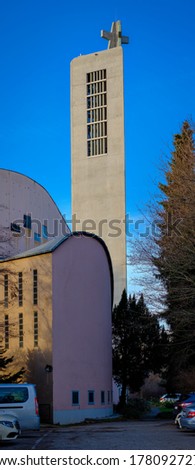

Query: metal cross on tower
[[101, 20, 129, 49]]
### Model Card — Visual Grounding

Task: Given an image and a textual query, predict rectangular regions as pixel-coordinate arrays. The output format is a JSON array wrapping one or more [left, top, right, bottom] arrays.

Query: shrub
[[163, 401, 175, 409], [120, 398, 150, 419]]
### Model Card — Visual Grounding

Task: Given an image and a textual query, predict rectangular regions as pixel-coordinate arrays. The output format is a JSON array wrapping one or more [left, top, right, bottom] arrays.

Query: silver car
[[0, 384, 40, 430], [0, 414, 21, 440], [160, 393, 181, 404], [179, 406, 195, 430]]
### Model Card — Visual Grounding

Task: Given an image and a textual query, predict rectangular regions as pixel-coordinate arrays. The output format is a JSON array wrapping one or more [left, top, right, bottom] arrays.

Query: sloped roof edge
[[1, 232, 114, 307]]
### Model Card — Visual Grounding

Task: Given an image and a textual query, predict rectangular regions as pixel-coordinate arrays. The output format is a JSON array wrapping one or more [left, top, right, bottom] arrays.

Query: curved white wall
[[0, 169, 69, 258]]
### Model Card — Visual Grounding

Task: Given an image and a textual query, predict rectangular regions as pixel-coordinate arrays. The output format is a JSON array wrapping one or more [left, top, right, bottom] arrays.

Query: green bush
[[163, 401, 175, 409], [120, 398, 151, 419]]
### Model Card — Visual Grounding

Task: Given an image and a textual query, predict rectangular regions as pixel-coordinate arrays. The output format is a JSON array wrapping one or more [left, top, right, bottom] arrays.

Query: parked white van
[[0, 384, 40, 430]]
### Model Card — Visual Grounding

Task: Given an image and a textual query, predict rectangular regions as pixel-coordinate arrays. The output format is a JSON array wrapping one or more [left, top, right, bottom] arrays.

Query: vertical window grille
[[33, 269, 38, 305], [19, 313, 23, 348], [4, 274, 8, 308], [18, 272, 23, 307], [34, 312, 38, 347], [86, 69, 107, 157], [4, 314, 9, 349]]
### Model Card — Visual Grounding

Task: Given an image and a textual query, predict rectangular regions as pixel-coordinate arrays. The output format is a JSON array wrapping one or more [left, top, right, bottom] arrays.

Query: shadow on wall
[[25, 348, 53, 423]]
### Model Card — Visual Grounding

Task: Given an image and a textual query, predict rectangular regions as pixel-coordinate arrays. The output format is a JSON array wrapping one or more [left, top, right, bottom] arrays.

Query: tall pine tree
[[112, 290, 166, 407], [154, 120, 195, 386]]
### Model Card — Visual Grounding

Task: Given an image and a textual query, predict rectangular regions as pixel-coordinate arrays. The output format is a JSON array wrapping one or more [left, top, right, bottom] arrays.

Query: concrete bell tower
[[71, 21, 128, 305]]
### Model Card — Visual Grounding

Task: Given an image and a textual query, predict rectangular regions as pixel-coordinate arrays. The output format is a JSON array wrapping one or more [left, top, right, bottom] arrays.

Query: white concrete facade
[[71, 46, 126, 305], [0, 169, 69, 259]]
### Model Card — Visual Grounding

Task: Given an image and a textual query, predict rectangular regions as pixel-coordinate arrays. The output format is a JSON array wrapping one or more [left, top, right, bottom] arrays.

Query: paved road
[[1, 420, 195, 450]]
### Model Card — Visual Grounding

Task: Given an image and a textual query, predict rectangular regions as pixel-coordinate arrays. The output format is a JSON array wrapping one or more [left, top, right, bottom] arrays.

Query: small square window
[[88, 390, 94, 405], [72, 391, 79, 405], [11, 223, 21, 233]]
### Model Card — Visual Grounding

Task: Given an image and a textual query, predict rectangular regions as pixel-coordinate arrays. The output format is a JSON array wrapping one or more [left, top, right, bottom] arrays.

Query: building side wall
[[52, 235, 113, 424], [71, 47, 126, 304], [0, 254, 53, 412], [0, 169, 69, 258]]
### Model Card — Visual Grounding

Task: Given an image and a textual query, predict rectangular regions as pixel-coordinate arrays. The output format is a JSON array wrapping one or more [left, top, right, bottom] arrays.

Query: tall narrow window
[[86, 69, 107, 157], [88, 390, 95, 405], [4, 314, 9, 349], [23, 214, 32, 229], [19, 313, 23, 348], [34, 312, 38, 347], [101, 391, 105, 404], [72, 391, 79, 406], [18, 272, 23, 307], [33, 269, 38, 305], [4, 274, 8, 308]]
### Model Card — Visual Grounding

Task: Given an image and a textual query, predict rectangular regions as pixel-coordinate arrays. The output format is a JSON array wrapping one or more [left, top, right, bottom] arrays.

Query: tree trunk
[[119, 381, 127, 408]]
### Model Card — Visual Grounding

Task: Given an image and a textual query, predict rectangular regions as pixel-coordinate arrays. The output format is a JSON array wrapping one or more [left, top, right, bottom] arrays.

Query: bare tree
[[129, 120, 195, 389], [0, 261, 23, 382]]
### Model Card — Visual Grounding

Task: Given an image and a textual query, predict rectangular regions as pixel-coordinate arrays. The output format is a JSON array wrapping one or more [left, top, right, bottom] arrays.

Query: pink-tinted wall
[[52, 234, 113, 423]]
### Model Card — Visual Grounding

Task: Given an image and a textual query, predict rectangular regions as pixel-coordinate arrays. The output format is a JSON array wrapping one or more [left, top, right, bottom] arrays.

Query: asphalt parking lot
[[1, 419, 195, 450]]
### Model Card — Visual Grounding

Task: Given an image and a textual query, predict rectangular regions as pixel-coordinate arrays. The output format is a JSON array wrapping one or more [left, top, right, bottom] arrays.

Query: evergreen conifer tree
[[112, 290, 166, 407], [154, 120, 195, 385], [0, 344, 25, 383]]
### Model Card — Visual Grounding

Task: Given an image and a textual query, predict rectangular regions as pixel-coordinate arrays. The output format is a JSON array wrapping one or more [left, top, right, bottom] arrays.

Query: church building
[[0, 20, 128, 422], [0, 171, 113, 424]]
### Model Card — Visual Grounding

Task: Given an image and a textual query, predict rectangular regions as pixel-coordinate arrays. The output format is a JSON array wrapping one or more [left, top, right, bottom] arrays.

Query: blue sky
[[0, 0, 194, 223]]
